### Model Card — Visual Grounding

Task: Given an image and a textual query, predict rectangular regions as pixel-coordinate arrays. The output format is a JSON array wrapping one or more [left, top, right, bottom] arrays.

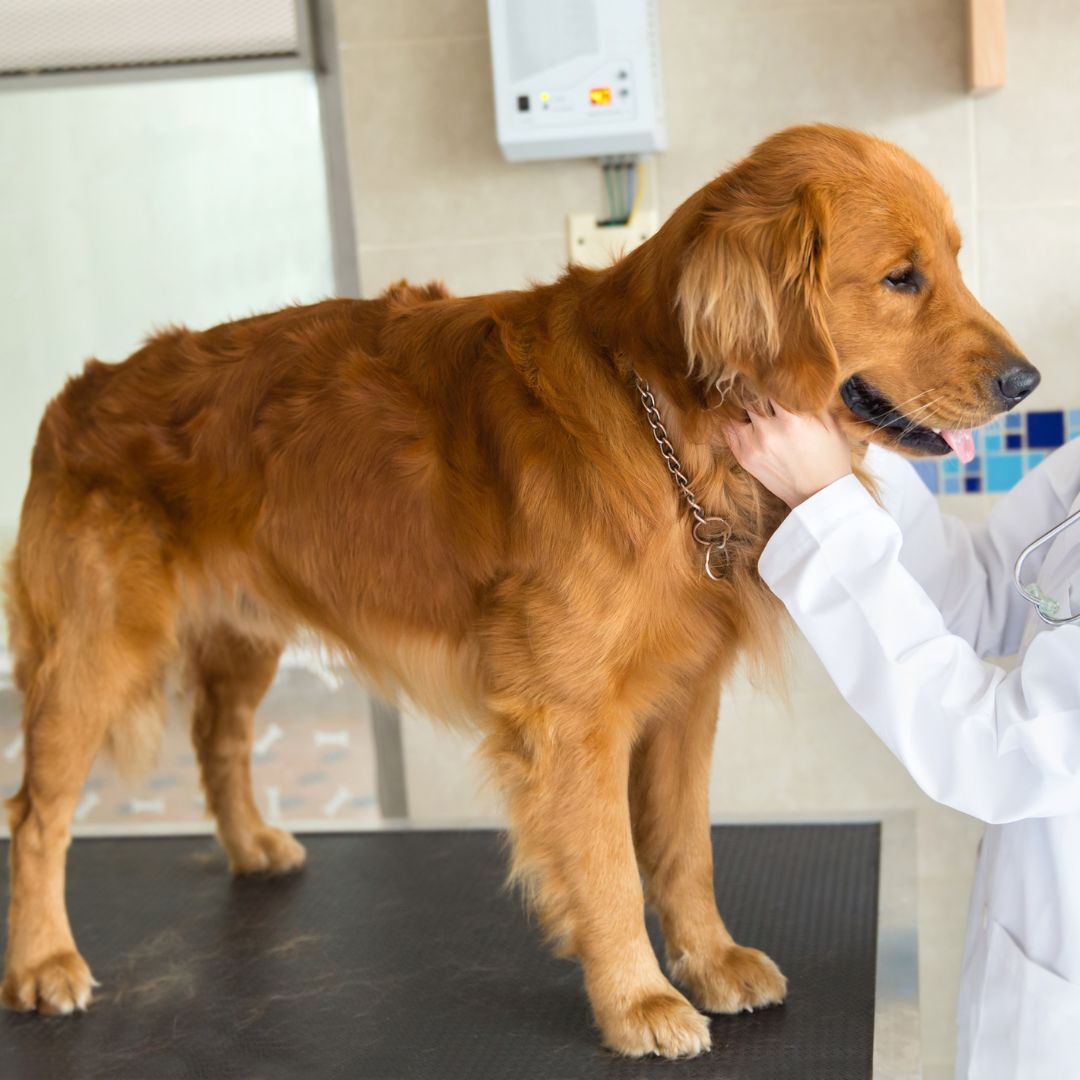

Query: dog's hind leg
[[629, 673, 787, 1015], [187, 626, 304, 875], [2, 522, 175, 1014]]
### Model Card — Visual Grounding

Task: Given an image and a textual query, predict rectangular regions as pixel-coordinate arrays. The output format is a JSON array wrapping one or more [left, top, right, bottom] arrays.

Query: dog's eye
[[883, 267, 921, 293]]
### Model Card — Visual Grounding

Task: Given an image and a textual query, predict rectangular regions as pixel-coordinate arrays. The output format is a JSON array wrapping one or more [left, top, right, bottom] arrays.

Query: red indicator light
[[589, 87, 612, 106]]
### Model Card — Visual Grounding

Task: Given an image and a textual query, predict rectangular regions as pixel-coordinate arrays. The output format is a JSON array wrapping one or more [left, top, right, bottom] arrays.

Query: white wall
[[0, 70, 336, 542]]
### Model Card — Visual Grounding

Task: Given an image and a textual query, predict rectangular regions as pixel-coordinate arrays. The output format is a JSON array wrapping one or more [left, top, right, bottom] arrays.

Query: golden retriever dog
[[2, 124, 1036, 1057]]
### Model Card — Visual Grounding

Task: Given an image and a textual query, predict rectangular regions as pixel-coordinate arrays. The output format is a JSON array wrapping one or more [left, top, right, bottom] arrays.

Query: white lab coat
[[758, 439, 1080, 1080]]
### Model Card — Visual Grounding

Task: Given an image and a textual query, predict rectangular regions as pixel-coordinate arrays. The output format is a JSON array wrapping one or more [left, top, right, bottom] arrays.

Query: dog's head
[[677, 124, 1038, 459]]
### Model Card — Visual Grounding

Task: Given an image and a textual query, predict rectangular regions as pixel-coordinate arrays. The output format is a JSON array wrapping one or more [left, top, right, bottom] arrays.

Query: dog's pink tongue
[[941, 429, 975, 463]]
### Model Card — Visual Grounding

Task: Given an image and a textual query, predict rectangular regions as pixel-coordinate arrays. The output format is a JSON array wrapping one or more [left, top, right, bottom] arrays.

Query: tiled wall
[[332, 3, 1080, 1076], [912, 408, 1080, 495], [333, 0, 1080, 400]]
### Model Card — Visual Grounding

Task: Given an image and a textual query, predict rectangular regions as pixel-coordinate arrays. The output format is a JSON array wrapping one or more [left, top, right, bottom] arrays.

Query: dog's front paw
[[599, 989, 712, 1059], [672, 942, 787, 1014], [225, 826, 307, 875], [2, 949, 97, 1015]]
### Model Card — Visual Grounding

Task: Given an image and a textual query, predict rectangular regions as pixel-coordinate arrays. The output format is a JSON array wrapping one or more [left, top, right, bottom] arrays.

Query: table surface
[[0, 824, 881, 1079]]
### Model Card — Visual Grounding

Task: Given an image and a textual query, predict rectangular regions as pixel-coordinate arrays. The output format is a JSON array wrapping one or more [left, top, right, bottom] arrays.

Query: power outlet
[[566, 208, 659, 268]]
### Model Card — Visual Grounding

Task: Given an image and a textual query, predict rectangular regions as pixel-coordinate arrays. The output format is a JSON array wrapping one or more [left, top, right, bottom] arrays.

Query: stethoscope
[[1013, 509, 1080, 625]]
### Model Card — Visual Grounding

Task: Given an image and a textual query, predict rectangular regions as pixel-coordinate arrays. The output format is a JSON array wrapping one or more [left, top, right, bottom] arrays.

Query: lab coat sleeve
[[865, 440, 1080, 658], [759, 474, 1080, 823]]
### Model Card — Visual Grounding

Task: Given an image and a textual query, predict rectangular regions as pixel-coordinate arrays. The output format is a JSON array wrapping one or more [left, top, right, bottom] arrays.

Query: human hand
[[721, 404, 853, 508]]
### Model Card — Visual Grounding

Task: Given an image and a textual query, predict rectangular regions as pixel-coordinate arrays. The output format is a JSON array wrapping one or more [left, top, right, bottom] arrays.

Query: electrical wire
[[599, 156, 644, 226], [626, 157, 644, 225], [602, 160, 617, 224]]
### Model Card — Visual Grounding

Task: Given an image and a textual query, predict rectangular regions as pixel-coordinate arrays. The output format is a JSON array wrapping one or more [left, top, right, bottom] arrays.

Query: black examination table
[[0, 824, 895, 1079]]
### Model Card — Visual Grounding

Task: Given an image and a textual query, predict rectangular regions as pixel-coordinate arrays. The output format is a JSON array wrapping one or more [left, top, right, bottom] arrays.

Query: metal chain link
[[634, 374, 732, 581]]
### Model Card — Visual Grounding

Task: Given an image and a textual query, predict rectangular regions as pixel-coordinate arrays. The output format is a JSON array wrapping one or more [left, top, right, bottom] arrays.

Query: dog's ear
[[677, 184, 838, 411]]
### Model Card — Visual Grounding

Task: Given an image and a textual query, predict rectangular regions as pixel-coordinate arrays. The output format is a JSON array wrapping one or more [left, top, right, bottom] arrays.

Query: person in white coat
[[722, 405, 1080, 1080]]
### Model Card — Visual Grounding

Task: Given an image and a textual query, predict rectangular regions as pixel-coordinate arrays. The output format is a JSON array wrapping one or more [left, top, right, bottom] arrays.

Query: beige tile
[[923, 1062, 955, 1080], [952, 203, 980, 298], [399, 705, 505, 822], [937, 492, 993, 525], [978, 205, 1080, 405], [974, 0, 1080, 208], [919, 872, 976, 1075], [655, 0, 972, 214], [334, 0, 488, 46], [359, 234, 567, 298], [340, 37, 603, 249], [917, 803, 981, 879], [678, 0, 897, 12], [710, 635, 931, 816]]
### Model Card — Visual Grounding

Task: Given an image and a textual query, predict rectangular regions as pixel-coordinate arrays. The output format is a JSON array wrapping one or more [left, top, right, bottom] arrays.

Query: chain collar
[[634, 374, 732, 581]]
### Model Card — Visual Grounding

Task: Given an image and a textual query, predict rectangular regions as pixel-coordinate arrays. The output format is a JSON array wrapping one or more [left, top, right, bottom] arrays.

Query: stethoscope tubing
[[1013, 507, 1080, 625]]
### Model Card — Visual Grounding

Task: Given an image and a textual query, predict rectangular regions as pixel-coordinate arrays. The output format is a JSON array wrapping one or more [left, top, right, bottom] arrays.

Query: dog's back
[[3, 281, 537, 792]]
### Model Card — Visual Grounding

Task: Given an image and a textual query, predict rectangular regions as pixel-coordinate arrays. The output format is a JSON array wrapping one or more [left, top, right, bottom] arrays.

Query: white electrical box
[[487, 0, 666, 162]]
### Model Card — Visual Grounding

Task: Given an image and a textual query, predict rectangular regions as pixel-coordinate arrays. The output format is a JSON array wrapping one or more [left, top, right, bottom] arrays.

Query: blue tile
[[965, 476, 982, 493], [965, 455, 982, 475], [1006, 413, 1022, 430], [1069, 408, 1080, 426], [1028, 450, 1047, 469], [1027, 410, 1065, 449], [985, 453, 1023, 492], [984, 433, 1002, 452], [944, 476, 961, 494], [1006, 434, 1023, 450], [943, 457, 960, 475], [912, 460, 939, 493]]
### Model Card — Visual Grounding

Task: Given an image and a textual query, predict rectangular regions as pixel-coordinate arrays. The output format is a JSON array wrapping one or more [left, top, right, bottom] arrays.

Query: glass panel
[[0, 71, 383, 832]]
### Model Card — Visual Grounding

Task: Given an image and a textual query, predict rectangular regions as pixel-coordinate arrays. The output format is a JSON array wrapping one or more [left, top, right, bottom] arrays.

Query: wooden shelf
[[968, 0, 1006, 92]]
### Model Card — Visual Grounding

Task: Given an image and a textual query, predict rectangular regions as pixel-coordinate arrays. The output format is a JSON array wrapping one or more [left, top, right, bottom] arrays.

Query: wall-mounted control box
[[487, 0, 666, 162]]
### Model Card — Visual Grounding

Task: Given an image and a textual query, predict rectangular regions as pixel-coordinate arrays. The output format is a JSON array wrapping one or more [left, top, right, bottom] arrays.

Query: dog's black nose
[[996, 359, 1041, 406]]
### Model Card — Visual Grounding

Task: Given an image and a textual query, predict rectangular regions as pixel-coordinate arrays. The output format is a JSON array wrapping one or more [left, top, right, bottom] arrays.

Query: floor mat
[[0, 824, 879, 1079]]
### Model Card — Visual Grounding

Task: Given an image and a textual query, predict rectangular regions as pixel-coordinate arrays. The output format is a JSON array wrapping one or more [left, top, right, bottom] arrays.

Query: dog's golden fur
[[2, 125, 1024, 1057]]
